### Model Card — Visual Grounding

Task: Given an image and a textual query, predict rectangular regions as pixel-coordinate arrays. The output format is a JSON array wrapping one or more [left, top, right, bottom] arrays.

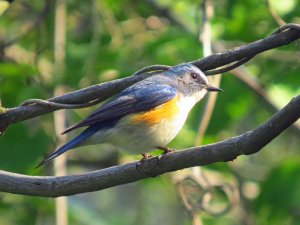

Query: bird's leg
[[141, 153, 153, 160], [136, 153, 153, 172], [157, 146, 175, 154], [156, 146, 175, 162]]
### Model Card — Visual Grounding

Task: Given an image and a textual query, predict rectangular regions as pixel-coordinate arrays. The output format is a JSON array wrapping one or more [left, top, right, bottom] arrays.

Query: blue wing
[[62, 81, 177, 134], [36, 81, 177, 167]]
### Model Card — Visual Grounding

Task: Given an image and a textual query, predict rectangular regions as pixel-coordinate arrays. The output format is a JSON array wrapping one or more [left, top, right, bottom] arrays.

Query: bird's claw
[[157, 146, 175, 161], [136, 153, 153, 173]]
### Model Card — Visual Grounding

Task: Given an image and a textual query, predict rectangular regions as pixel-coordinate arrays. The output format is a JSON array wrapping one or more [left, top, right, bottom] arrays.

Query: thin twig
[[133, 64, 170, 76], [195, 0, 219, 146], [19, 98, 104, 109], [205, 57, 252, 75], [271, 23, 300, 35], [53, 0, 68, 224], [265, 0, 285, 26]]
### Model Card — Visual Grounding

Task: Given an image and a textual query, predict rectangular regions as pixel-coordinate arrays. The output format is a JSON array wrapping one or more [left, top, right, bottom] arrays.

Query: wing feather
[[62, 81, 177, 134]]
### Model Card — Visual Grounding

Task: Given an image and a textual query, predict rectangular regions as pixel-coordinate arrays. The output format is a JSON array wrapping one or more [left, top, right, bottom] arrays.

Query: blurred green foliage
[[0, 0, 299, 224]]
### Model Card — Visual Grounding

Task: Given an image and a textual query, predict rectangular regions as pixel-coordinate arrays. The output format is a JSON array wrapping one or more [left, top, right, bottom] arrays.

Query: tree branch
[[0, 23, 299, 134], [0, 94, 299, 197], [0, 73, 149, 134]]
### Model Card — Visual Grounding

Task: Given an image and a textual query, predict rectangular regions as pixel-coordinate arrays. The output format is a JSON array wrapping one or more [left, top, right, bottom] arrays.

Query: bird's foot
[[136, 153, 153, 172], [157, 146, 175, 161], [157, 146, 175, 154]]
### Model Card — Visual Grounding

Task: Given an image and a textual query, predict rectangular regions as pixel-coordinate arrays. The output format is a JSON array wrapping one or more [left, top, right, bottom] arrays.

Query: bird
[[37, 63, 222, 167]]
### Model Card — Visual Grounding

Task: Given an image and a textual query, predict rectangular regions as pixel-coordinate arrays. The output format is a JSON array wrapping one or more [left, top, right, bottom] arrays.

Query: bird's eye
[[190, 72, 198, 79]]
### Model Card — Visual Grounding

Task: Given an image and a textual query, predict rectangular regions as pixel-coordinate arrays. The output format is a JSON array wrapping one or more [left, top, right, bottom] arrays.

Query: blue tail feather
[[36, 126, 99, 168]]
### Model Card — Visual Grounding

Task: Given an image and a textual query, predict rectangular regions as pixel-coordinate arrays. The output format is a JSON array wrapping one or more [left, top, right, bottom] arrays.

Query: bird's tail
[[36, 126, 98, 168]]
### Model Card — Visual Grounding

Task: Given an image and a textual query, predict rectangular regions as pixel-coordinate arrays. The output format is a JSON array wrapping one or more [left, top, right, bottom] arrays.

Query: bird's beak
[[205, 85, 223, 92]]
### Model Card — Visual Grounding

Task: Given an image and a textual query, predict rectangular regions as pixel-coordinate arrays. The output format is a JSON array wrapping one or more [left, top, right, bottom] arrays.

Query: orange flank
[[131, 94, 179, 124]]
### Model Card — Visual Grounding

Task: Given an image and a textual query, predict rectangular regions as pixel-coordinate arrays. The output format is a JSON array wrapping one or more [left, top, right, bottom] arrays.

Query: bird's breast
[[130, 93, 198, 126], [130, 94, 180, 124]]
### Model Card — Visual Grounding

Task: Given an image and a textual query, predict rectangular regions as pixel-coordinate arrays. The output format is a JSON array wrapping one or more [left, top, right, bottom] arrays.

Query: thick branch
[[0, 73, 149, 133], [192, 23, 300, 73], [0, 94, 299, 197], [0, 23, 299, 133]]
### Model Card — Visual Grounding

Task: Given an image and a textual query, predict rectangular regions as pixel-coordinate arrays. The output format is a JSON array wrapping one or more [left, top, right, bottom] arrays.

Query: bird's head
[[166, 63, 222, 101]]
